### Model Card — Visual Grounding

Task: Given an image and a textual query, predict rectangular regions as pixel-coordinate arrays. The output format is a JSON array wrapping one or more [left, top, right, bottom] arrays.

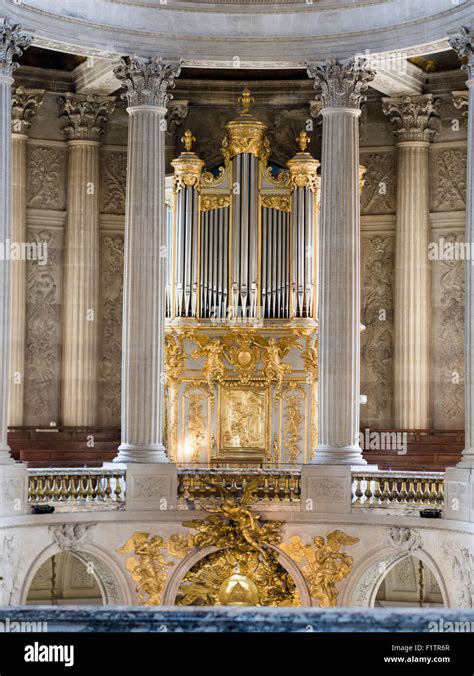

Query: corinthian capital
[[114, 56, 181, 108], [0, 18, 32, 77], [382, 95, 440, 143], [449, 25, 474, 80], [59, 93, 115, 142], [307, 57, 375, 110], [12, 86, 44, 134]]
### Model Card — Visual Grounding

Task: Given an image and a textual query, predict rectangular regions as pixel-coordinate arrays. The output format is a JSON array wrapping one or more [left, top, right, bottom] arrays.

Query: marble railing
[[351, 471, 444, 510], [28, 468, 126, 510], [27, 467, 445, 513]]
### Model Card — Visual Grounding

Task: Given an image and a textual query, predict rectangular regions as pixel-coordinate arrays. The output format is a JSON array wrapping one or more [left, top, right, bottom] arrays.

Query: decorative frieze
[[100, 151, 127, 214], [360, 153, 396, 215]]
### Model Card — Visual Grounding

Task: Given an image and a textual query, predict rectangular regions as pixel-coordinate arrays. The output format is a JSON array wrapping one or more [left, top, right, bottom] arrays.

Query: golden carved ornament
[[238, 87, 255, 116], [187, 332, 226, 401], [359, 164, 367, 194], [296, 130, 310, 152], [201, 164, 227, 188], [287, 156, 320, 193], [181, 128, 196, 151], [200, 194, 231, 212], [262, 163, 290, 188], [164, 333, 186, 381], [117, 531, 194, 605], [260, 194, 291, 212], [221, 119, 270, 164], [281, 530, 359, 607], [171, 132, 205, 193], [282, 384, 305, 463], [176, 480, 299, 606]]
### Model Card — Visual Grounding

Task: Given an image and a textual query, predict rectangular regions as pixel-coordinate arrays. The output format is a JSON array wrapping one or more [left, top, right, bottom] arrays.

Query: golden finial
[[238, 87, 254, 116], [296, 130, 310, 152], [181, 129, 196, 152]]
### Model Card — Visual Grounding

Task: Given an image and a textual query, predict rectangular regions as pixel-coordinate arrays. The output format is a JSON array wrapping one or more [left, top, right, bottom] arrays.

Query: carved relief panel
[[26, 143, 67, 211]]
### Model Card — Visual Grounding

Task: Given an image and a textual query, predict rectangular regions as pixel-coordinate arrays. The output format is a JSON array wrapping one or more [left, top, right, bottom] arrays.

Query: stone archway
[[341, 546, 449, 608], [162, 544, 312, 606], [20, 543, 132, 606]]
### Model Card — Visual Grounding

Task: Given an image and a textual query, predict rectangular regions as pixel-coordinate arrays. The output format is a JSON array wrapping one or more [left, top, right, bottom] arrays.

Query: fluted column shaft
[[117, 105, 167, 460], [393, 141, 431, 428], [0, 74, 12, 460], [450, 26, 474, 467], [59, 94, 114, 427], [383, 94, 439, 430], [0, 20, 31, 463], [61, 140, 101, 425], [316, 108, 364, 463], [113, 56, 181, 463], [9, 131, 27, 426], [307, 58, 374, 465]]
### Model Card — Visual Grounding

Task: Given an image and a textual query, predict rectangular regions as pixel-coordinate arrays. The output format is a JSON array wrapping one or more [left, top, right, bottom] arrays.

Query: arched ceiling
[[1, 0, 472, 67]]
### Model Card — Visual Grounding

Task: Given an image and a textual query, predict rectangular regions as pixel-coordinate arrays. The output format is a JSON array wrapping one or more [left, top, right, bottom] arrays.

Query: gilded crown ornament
[[287, 130, 320, 192], [0, 19, 32, 77], [220, 87, 270, 164], [171, 129, 204, 193]]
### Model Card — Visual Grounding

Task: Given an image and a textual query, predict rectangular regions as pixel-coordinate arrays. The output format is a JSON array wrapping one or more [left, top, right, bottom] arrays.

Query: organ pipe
[[287, 130, 320, 319]]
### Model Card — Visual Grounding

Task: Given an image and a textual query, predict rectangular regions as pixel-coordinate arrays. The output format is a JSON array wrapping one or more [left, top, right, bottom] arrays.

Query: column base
[[113, 443, 169, 464], [310, 445, 367, 465], [444, 467, 474, 522], [0, 445, 15, 466], [0, 463, 29, 516], [124, 463, 178, 511], [457, 449, 474, 469]]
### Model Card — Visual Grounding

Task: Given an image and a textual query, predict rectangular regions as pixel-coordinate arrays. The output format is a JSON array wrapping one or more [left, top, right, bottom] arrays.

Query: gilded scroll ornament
[[117, 531, 194, 605], [171, 129, 205, 193], [200, 194, 231, 212], [281, 531, 359, 607], [283, 385, 305, 463], [260, 195, 291, 212], [164, 334, 186, 381]]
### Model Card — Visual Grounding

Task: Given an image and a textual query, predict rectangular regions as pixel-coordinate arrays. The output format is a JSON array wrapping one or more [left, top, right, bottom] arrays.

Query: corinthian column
[[383, 95, 439, 430], [307, 58, 374, 465], [113, 56, 181, 463], [0, 19, 31, 464], [450, 26, 474, 468], [9, 87, 43, 426], [59, 94, 115, 426]]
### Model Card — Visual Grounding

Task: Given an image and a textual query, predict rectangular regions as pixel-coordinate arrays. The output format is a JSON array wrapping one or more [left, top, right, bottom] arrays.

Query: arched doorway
[[374, 555, 444, 608], [25, 551, 104, 606]]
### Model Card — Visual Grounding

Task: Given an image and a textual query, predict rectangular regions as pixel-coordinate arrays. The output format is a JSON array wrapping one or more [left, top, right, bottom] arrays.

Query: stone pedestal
[[113, 56, 181, 463], [0, 463, 29, 516], [383, 95, 439, 430], [307, 58, 374, 465], [300, 465, 353, 514], [444, 467, 474, 523], [125, 463, 178, 511], [59, 94, 114, 426]]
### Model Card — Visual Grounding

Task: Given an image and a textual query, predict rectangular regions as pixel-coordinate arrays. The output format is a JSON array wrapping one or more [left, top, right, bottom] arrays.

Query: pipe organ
[[164, 89, 319, 466]]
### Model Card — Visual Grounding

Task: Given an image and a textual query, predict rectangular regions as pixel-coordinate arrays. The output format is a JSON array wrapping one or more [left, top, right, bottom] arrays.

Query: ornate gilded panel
[[219, 386, 269, 461]]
